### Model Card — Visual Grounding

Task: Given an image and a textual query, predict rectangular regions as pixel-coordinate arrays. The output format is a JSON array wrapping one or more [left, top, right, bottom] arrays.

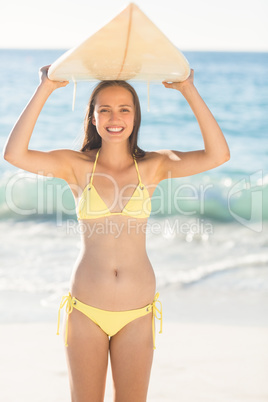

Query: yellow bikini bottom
[[57, 292, 162, 349]]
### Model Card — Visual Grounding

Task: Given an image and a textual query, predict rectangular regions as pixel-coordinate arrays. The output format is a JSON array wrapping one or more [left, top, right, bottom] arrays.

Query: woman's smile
[[106, 126, 125, 133]]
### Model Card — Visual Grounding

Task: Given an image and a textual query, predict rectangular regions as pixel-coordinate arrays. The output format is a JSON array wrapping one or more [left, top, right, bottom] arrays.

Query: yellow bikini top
[[77, 149, 151, 220]]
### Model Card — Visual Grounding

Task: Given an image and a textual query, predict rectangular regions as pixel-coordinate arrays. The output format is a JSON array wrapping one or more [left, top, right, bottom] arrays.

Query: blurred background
[[0, 0, 267, 326]]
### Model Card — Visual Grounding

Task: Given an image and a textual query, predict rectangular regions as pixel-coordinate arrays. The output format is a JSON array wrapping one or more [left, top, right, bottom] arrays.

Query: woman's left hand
[[162, 69, 194, 92]]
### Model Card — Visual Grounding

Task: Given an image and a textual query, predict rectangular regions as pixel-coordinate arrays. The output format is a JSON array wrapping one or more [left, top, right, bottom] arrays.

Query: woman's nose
[[109, 111, 120, 121]]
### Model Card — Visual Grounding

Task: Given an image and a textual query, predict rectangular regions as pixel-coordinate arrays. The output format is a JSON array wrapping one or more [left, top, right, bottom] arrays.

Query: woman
[[3, 65, 230, 401]]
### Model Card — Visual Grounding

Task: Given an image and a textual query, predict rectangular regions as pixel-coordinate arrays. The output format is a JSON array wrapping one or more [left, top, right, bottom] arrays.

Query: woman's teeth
[[107, 127, 124, 133]]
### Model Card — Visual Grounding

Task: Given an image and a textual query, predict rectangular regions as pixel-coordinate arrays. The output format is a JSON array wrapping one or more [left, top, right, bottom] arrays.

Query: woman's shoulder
[[57, 148, 98, 181], [139, 150, 171, 185], [142, 149, 170, 165], [59, 148, 98, 164], [62, 149, 100, 195]]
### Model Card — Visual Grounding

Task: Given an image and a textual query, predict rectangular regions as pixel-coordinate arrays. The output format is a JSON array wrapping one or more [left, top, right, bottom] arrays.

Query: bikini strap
[[90, 148, 100, 187], [152, 292, 163, 350], [56, 292, 73, 347], [133, 156, 144, 190]]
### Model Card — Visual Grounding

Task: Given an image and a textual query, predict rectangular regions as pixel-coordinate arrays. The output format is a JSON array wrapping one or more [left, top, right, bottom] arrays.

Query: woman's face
[[92, 86, 135, 144]]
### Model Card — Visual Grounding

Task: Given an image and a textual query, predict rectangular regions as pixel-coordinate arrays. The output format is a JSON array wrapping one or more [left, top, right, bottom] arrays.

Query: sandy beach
[[1, 288, 268, 402]]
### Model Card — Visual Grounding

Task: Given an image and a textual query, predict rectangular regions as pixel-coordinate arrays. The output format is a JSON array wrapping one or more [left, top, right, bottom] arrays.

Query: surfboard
[[48, 3, 190, 84]]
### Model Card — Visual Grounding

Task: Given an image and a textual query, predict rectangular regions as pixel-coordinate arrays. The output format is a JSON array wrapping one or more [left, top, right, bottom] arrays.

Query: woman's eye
[[100, 109, 109, 113], [121, 109, 130, 112]]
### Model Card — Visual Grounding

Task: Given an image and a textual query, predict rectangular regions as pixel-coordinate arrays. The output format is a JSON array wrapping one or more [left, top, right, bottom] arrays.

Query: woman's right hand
[[39, 65, 69, 92]]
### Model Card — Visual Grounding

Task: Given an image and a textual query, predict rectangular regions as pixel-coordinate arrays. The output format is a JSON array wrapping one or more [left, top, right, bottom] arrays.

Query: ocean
[[0, 50, 268, 324]]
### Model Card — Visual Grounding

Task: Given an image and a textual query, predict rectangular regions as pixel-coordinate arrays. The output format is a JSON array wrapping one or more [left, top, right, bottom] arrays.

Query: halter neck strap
[[133, 157, 143, 187], [90, 148, 143, 189], [90, 148, 100, 186]]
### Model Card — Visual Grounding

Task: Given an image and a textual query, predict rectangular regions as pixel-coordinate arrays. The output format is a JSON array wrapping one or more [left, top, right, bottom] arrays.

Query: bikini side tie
[[152, 292, 163, 350], [56, 292, 73, 347]]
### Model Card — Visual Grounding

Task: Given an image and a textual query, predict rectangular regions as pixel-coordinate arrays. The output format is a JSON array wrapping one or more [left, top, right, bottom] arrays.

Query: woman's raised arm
[[155, 69, 230, 182], [3, 66, 72, 180]]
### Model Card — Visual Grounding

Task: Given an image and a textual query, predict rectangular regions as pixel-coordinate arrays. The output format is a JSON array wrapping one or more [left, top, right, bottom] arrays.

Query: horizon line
[[0, 47, 268, 54]]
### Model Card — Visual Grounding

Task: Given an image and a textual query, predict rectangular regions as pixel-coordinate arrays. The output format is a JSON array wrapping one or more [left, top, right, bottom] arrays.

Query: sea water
[[0, 50, 268, 324]]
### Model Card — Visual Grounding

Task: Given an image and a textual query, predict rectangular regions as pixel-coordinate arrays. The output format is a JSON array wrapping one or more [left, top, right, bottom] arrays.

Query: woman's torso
[[67, 148, 161, 310]]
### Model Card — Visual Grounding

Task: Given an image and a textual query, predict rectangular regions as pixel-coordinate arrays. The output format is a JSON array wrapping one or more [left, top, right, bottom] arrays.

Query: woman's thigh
[[63, 309, 110, 402], [109, 313, 154, 402]]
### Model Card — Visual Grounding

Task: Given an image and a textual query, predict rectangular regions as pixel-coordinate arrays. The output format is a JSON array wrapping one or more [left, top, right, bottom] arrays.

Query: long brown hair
[[80, 81, 145, 158]]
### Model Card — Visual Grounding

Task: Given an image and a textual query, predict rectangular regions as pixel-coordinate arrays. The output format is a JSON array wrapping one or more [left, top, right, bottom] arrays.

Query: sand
[[1, 319, 268, 402]]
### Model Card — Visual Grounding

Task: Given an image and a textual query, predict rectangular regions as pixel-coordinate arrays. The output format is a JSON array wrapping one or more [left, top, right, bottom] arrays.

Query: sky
[[1, 0, 267, 51]]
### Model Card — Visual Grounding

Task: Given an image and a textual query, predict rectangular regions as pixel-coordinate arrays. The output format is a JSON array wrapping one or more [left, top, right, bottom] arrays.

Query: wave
[[0, 169, 267, 224], [156, 252, 268, 291]]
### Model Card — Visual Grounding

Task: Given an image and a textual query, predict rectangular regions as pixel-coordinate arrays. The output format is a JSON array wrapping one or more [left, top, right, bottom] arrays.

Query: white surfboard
[[48, 3, 190, 83]]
